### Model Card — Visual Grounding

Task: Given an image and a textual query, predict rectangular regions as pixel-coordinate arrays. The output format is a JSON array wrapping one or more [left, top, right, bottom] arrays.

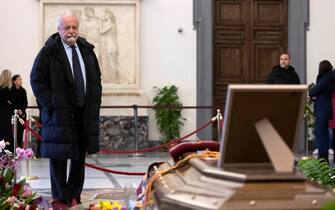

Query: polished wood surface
[[213, 0, 288, 111]]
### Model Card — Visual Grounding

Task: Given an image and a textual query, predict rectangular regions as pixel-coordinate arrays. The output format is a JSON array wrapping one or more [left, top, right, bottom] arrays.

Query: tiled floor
[[16, 152, 169, 202]]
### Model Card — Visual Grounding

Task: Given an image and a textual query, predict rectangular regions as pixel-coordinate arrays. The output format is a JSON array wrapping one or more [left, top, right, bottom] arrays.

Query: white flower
[[0, 140, 6, 152], [4, 150, 12, 155]]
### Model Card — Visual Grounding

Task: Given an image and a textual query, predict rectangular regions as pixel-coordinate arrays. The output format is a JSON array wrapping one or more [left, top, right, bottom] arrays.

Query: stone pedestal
[[99, 90, 150, 150], [99, 116, 148, 150], [100, 90, 148, 116]]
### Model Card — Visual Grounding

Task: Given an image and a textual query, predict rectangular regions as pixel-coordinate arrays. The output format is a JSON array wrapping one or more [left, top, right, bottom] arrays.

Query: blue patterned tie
[[71, 45, 85, 107]]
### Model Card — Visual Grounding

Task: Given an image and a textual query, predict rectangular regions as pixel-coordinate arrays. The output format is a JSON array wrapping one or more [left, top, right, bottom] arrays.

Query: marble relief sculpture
[[76, 7, 133, 85], [42, 1, 139, 91], [100, 9, 125, 84]]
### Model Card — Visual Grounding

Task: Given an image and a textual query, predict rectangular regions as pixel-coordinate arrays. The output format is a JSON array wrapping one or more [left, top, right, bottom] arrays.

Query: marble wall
[[29, 116, 154, 154], [99, 116, 150, 150]]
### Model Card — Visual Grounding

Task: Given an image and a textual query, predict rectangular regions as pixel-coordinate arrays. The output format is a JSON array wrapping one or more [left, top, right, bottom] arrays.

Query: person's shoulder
[[78, 36, 95, 50], [2, 87, 10, 92], [39, 35, 59, 54], [271, 65, 281, 71], [44, 33, 61, 48], [288, 65, 297, 72], [269, 65, 281, 74], [326, 71, 335, 81], [19, 86, 26, 92]]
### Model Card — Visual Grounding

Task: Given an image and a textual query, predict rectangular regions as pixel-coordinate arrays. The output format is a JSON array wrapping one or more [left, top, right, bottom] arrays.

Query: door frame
[[195, 0, 309, 152]]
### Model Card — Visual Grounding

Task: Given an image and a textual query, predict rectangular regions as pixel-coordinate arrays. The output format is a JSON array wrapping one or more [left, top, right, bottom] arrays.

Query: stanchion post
[[27, 110, 32, 149], [216, 109, 222, 141], [130, 104, 144, 157], [22, 110, 38, 180], [11, 110, 18, 183], [304, 125, 311, 157], [134, 104, 138, 152], [25, 110, 31, 178]]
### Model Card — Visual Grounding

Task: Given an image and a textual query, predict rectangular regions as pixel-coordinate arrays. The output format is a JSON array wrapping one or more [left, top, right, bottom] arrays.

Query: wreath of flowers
[[0, 140, 39, 210]]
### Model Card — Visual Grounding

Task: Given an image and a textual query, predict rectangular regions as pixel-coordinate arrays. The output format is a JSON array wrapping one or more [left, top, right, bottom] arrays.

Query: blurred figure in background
[[328, 67, 335, 164], [0, 69, 14, 152], [266, 53, 301, 84], [10, 74, 28, 148], [309, 60, 334, 163]]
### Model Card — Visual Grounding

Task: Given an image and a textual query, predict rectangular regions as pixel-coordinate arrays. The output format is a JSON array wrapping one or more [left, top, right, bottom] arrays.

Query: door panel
[[213, 0, 288, 111]]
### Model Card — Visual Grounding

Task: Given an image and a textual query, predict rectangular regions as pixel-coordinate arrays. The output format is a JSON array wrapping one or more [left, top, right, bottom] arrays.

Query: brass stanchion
[[129, 104, 144, 157], [216, 109, 223, 141], [21, 109, 38, 181], [11, 110, 18, 183]]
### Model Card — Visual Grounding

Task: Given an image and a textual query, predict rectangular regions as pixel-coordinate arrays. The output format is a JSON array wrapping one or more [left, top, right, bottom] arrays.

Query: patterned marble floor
[[16, 152, 170, 203]]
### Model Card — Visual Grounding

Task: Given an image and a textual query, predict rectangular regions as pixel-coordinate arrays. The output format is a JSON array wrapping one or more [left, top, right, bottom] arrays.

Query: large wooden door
[[213, 0, 288, 110]]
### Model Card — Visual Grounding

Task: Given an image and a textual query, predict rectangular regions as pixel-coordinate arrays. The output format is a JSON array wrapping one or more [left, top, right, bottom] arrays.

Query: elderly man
[[266, 53, 301, 84], [30, 12, 102, 208]]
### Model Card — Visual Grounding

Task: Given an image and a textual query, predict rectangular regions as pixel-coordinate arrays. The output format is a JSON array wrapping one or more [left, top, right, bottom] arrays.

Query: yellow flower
[[110, 201, 122, 210], [99, 201, 112, 210], [97, 200, 122, 210]]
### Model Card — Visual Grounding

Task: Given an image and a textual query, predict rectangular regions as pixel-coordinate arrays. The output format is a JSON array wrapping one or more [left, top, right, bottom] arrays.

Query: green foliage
[[323, 201, 335, 210], [297, 158, 335, 188], [0, 168, 38, 209], [297, 158, 335, 210], [153, 85, 186, 143], [305, 83, 316, 130], [0, 145, 38, 209]]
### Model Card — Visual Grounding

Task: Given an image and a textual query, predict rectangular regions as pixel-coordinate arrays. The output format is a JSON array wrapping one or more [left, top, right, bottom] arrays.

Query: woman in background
[[328, 68, 335, 164], [309, 60, 334, 163], [0, 69, 13, 152], [10, 74, 28, 148]]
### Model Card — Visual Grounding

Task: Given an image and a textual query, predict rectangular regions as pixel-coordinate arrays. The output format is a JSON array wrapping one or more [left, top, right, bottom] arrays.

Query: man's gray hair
[[56, 11, 79, 29]]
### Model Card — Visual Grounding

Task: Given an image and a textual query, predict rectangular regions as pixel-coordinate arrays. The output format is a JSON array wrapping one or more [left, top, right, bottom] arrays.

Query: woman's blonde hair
[[0, 69, 12, 88]]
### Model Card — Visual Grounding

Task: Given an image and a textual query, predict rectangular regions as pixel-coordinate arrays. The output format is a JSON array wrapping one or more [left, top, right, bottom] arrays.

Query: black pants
[[16, 123, 24, 148], [49, 107, 86, 203], [50, 155, 85, 203], [0, 110, 13, 152]]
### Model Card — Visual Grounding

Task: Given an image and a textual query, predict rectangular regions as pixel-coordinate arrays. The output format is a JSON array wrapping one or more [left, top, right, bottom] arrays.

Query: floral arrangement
[[0, 140, 39, 210], [297, 158, 335, 210], [88, 200, 129, 210], [297, 158, 335, 189]]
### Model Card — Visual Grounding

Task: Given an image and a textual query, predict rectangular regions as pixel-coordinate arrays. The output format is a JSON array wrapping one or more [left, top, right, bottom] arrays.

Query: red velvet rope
[[22, 122, 43, 141], [27, 105, 213, 109], [99, 118, 215, 154], [85, 163, 145, 176], [220, 118, 224, 128], [23, 119, 29, 149], [21, 116, 215, 155], [19, 116, 216, 176], [32, 118, 43, 128], [20, 121, 145, 175]]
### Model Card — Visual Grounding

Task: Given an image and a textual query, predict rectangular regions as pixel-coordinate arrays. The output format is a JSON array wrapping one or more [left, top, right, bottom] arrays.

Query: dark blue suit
[[309, 72, 334, 159]]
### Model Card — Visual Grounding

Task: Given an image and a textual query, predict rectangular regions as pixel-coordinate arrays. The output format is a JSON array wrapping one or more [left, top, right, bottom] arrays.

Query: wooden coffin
[[150, 156, 334, 210], [149, 85, 334, 210]]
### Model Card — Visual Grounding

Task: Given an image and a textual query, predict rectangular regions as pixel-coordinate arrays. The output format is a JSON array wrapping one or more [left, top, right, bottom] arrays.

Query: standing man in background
[[266, 53, 301, 84], [30, 12, 102, 208]]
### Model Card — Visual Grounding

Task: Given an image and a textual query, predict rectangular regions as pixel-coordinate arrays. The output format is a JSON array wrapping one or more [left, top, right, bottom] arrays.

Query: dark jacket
[[266, 65, 301, 84], [30, 33, 102, 159], [0, 87, 13, 145], [10, 86, 28, 118], [309, 72, 334, 119]]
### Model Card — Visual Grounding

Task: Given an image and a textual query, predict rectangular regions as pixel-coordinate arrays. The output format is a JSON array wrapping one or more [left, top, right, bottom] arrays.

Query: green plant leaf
[[153, 85, 186, 143], [298, 158, 335, 189], [3, 168, 13, 184]]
